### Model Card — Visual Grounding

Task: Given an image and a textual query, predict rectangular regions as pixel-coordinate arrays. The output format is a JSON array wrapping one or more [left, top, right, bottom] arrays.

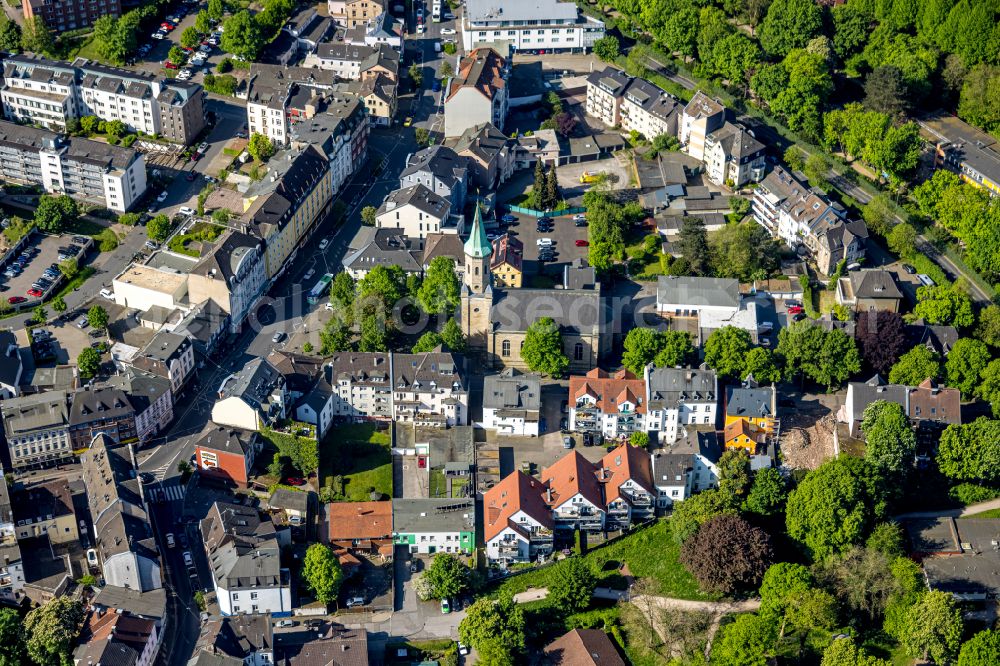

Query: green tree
[[976, 305, 1000, 349], [440, 317, 466, 353], [24, 596, 85, 666], [670, 488, 737, 544], [302, 543, 344, 605], [207, 0, 224, 19], [743, 467, 788, 517], [411, 331, 443, 353], [79, 115, 100, 135], [549, 557, 596, 612], [358, 264, 405, 315], [803, 152, 830, 187], [860, 400, 916, 476], [743, 347, 782, 383], [866, 522, 905, 558], [521, 317, 569, 377], [704, 326, 752, 379], [717, 448, 752, 506], [887, 221, 918, 258], [958, 64, 1000, 135], [976, 359, 1000, 416], [785, 456, 885, 560], [21, 16, 53, 55], [33, 194, 78, 233], [32, 306, 46, 324], [711, 33, 762, 90], [945, 337, 991, 397], [958, 630, 1000, 666], [0, 16, 21, 53], [220, 11, 264, 61], [195, 10, 213, 34], [408, 62, 423, 87], [360, 205, 377, 226], [168, 45, 187, 66], [358, 315, 388, 352], [889, 345, 941, 385], [680, 514, 773, 595], [247, 133, 275, 162], [711, 613, 775, 666], [900, 591, 964, 664], [629, 431, 649, 448], [710, 221, 783, 281], [543, 164, 559, 210], [180, 26, 201, 49], [458, 595, 525, 659], [654, 330, 694, 368], [861, 193, 896, 238], [936, 418, 1000, 483], [330, 271, 356, 305], [820, 637, 891, 666], [51, 296, 67, 314], [677, 216, 711, 275], [417, 257, 460, 314], [864, 65, 910, 119], [759, 562, 813, 629], [87, 305, 109, 331], [77, 347, 101, 379], [147, 214, 171, 242], [914, 284, 975, 328], [0, 608, 27, 666], [593, 35, 620, 61], [425, 554, 469, 599], [621, 328, 661, 376]]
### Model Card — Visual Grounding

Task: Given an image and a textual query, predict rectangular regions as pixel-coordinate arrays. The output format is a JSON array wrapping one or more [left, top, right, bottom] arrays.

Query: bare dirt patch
[[780, 413, 838, 470]]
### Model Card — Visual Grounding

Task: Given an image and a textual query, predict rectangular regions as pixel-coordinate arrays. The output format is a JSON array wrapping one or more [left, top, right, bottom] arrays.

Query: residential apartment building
[[585, 67, 680, 140], [843, 376, 961, 438], [322, 350, 469, 425], [645, 366, 719, 444], [342, 227, 424, 279], [0, 479, 24, 603], [752, 166, 867, 275], [567, 368, 647, 440], [540, 451, 608, 531], [187, 231, 268, 334], [100, 369, 174, 445], [399, 145, 468, 211], [651, 429, 721, 508], [444, 48, 509, 138], [0, 120, 146, 212], [328, 0, 385, 28], [194, 425, 263, 488], [290, 95, 369, 197], [303, 42, 397, 80], [345, 71, 397, 126], [703, 122, 766, 187], [1, 391, 72, 470], [483, 471, 554, 566], [188, 615, 272, 666], [375, 183, 459, 238], [81, 434, 161, 592], [68, 385, 138, 449], [200, 502, 291, 616], [462, 0, 605, 52], [679, 91, 725, 162], [243, 145, 333, 280], [490, 233, 523, 288], [212, 358, 288, 431], [22, 0, 119, 32], [343, 9, 402, 49], [724, 381, 777, 454], [450, 122, 515, 190], [836, 269, 904, 313], [1, 55, 205, 144], [599, 443, 657, 528], [930, 114, 1000, 197], [130, 330, 195, 396], [482, 368, 541, 436], [392, 499, 475, 554], [11, 479, 79, 544], [245, 65, 336, 147], [74, 609, 159, 666]]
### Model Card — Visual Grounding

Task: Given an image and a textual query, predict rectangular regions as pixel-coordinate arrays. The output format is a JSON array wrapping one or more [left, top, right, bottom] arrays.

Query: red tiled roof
[[327, 501, 392, 541], [447, 48, 506, 102], [600, 444, 654, 506], [483, 471, 553, 542], [544, 628, 627, 666], [490, 233, 523, 272], [568, 368, 647, 415], [541, 450, 604, 511]]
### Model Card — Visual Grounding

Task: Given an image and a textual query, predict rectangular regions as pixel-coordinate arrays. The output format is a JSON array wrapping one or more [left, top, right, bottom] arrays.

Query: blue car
[[502, 214, 517, 222]]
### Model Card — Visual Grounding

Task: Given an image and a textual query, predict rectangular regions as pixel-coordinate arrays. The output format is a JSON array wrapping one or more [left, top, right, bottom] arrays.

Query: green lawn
[[961, 508, 1000, 519], [495, 519, 717, 602], [428, 469, 468, 498], [319, 423, 392, 501]]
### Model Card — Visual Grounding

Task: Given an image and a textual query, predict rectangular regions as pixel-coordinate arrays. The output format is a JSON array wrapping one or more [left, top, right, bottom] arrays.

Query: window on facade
[[502, 340, 510, 357], [574, 343, 584, 361]]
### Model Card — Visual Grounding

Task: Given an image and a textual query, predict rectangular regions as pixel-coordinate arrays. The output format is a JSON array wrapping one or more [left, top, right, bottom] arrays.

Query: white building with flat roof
[[461, 0, 604, 53]]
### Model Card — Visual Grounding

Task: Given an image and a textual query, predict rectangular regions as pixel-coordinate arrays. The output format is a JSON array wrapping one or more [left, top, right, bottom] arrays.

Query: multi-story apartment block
[[1, 55, 206, 144], [243, 145, 333, 280], [679, 91, 725, 162], [392, 499, 476, 555], [303, 42, 397, 80], [187, 231, 268, 334], [101, 369, 174, 445], [567, 368, 647, 439], [22, 0, 120, 32], [200, 501, 291, 617], [328, 0, 385, 28], [399, 145, 468, 212], [11, 479, 79, 544], [291, 95, 369, 197], [345, 71, 397, 126], [724, 381, 778, 450], [245, 65, 336, 147], [651, 429, 722, 508], [81, 434, 161, 592], [375, 183, 459, 238], [703, 122, 766, 187], [599, 443, 656, 527], [0, 478, 24, 603], [0, 120, 146, 211], [482, 369, 540, 436], [752, 166, 867, 275], [540, 451, 607, 531], [646, 366, 719, 444], [130, 330, 195, 396], [462, 0, 605, 53], [212, 358, 288, 432], [194, 425, 263, 488], [1, 391, 72, 470], [68, 386, 138, 449], [483, 471, 554, 566], [585, 67, 680, 140], [326, 352, 393, 421], [444, 48, 509, 138]]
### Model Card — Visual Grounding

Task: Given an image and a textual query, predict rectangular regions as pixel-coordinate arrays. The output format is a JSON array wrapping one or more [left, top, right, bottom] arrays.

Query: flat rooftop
[[114, 265, 187, 293]]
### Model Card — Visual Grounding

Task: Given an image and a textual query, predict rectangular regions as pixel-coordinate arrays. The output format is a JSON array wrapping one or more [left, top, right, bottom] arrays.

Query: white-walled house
[[375, 183, 460, 238], [567, 368, 648, 439], [211, 359, 288, 431], [483, 471, 554, 565], [392, 498, 476, 554], [481, 368, 541, 436], [651, 430, 721, 508], [645, 365, 719, 444], [540, 451, 607, 531], [444, 48, 509, 138]]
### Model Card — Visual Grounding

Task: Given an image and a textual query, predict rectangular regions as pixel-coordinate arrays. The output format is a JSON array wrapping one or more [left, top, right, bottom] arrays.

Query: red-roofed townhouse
[[599, 443, 656, 528], [568, 368, 648, 439], [540, 451, 607, 531], [483, 471, 554, 565]]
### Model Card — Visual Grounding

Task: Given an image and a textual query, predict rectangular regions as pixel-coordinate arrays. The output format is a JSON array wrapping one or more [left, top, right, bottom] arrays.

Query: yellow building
[[723, 383, 776, 450], [242, 146, 333, 280], [490, 233, 523, 288]]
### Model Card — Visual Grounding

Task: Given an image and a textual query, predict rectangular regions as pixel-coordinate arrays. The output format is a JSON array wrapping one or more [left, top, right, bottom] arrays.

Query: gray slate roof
[[656, 276, 740, 309], [646, 367, 717, 409], [392, 498, 475, 534], [482, 368, 541, 411]]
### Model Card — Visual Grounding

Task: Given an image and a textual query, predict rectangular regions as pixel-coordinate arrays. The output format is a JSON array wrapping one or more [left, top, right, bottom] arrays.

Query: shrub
[[948, 483, 1000, 505]]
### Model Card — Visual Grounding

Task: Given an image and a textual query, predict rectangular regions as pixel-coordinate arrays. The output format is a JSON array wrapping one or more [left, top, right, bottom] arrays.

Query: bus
[[307, 273, 334, 304]]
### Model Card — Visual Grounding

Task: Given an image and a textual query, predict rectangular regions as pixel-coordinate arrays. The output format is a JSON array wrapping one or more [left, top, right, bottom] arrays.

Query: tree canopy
[[680, 514, 773, 594], [936, 418, 1000, 483], [301, 543, 344, 605], [860, 400, 916, 476], [424, 554, 470, 599], [521, 317, 569, 377], [704, 326, 753, 379]]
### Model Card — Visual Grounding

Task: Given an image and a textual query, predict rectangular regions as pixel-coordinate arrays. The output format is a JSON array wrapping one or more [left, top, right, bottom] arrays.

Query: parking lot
[[502, 211, 590, 281], [132, 0, 225, 86], [1, 233, 91, 308], [30, 315, 101, 365]]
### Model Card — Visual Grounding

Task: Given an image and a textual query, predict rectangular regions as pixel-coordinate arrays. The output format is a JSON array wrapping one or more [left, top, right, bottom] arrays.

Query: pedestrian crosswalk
[[151, 463, 171, 481], [148, 480, 185, 504]]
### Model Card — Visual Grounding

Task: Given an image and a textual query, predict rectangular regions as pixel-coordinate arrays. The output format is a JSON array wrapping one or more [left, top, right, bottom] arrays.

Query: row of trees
[[220, 0, 295, 62], [675, 216, 782, 282], [584, 190, 645, 273], [0, 597, 86, 665]]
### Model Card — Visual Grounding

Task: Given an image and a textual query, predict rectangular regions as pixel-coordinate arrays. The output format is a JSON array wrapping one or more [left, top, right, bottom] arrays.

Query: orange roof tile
[[327, 501, 392, 541], [567, 368, 646, 415], [599, 444, 654, 506], [483, 471, 553, 542], [541, 450, 604, 511]]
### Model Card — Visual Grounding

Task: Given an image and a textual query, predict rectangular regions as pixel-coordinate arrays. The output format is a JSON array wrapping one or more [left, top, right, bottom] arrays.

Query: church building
[[459, 206, 608, 372]]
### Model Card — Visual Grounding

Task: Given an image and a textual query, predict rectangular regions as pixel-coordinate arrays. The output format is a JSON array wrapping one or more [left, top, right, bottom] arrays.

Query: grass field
[[495, 519, 717, 602], [961, 507, 1000, 519], [319, 423, 392, 501]]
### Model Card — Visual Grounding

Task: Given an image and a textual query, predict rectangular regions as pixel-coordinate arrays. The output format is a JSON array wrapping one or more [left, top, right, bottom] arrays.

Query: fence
[[507, 204, 587, 219]]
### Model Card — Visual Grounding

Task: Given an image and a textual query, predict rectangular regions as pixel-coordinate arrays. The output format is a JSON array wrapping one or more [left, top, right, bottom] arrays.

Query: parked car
[[345, 596, 365, 608], [178, 206, 195, 217], [440, 598, 451, 614], [182, 551, 193, 567], [165, 61, 179, 70], [185, 171, 197, 181], [77, 316, 89, 329], [441, 27, 456, 35], [165, 533, 176, 548], [100, 288, 114, 300], [536, 238, 553, 246], [145, 240, 159, 250], [8, 296, 25, 305], [286, 476, 305, 486], [303, 268, 316, 281], [901, 263, 916, 274], [573, 214, 586, 222], [272, 331, 285, 343], [276, 620, 296, 628], [502, 214, 517, 222], [26, 288, 42, 298], [157, 191, 169, 203], [318, 238, 330, 250], [575, 239, 589, 247], [563, 436, 573, 449]]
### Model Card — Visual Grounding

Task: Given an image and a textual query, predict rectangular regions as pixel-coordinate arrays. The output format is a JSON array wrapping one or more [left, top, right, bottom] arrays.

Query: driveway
[[504, 211, 589, 281]]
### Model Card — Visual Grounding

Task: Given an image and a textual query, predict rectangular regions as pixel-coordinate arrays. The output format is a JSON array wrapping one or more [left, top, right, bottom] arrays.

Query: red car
[[575, 239, 589, 247], [787, 305, 804, 315], [286, 477, 306, 486], [161, 23, 175, 30], [165, 62, 179, 70], [26, 288, 42, 298], [7, 296, 25, 304]]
